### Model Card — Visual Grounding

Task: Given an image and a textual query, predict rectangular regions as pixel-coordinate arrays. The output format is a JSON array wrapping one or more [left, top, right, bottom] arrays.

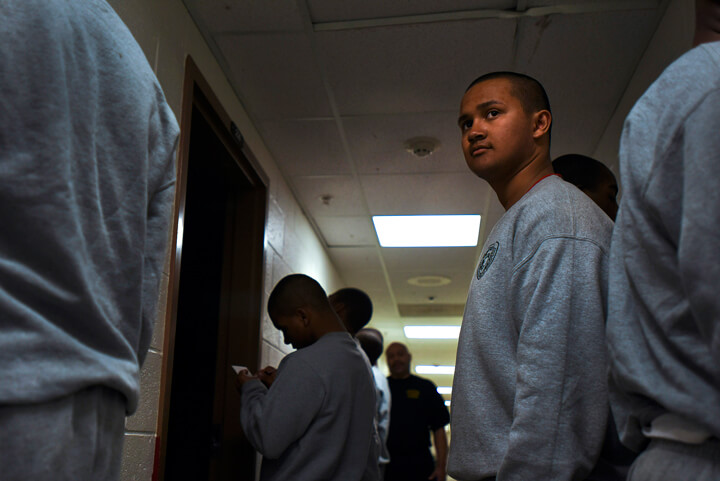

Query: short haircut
[[385, 341, 409, 355], [552, 154, 615, 192], [267, 274, 329, 317], [329, 287, 373, 334], [356, 328, 384, 365], [466, 71, 552, 141]]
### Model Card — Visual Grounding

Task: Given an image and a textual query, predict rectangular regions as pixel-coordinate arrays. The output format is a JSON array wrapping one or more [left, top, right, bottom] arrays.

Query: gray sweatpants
[[0, 386, 126, 481], [628, 438, 720, 481]]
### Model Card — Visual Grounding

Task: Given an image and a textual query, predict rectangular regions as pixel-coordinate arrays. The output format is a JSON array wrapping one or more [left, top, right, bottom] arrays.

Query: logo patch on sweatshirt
[[476, 241, 499, 280], [406, 389, 420, 399]]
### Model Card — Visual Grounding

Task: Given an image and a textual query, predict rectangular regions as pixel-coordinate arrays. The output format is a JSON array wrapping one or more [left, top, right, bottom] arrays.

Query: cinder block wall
[[105, 1, 343, 480]]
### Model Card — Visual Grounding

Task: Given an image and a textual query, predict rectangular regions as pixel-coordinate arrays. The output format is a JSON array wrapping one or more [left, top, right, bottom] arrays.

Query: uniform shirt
[[0, 0, 179, 414], [607, 40, 720, 452], [241, 332, 380, 481], [386, 374, 449, 458], [448, 175, 613, 481]]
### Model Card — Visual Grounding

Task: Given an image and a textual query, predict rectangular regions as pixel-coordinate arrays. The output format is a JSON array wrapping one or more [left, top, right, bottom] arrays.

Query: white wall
[[105, 1, 344, 479]]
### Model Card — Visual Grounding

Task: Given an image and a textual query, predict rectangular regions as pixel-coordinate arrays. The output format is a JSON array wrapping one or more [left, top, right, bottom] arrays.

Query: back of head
[[553, 154, 613, 191], [268, 274, 330, 318], [328, 287, 373, 335], [553, 154, 618, 220], [356, 328, 384, 365]]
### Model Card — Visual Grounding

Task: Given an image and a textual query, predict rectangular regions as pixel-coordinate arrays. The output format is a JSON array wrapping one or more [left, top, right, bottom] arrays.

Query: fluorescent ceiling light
[[404, 325, 461, 339], [372, 215, 480, 247], [416, 365, 455, 375], [437, 386, 452, 395], [445, 400, 452, 406]]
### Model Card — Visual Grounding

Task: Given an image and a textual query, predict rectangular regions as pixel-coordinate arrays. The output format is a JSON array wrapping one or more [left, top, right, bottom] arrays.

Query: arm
[[680, 90, 720, 364], [429, 427, 448, 481], [428, 382, 450, 480], [138, 109, 179, 366], [497, 238, 608, 481], [239, 356, 325, 459]]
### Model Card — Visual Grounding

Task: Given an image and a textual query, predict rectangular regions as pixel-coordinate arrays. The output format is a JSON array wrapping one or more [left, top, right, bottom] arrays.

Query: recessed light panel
[[404, 325, 461, 339], [437, 386, 453, 395], [415, 365, 455, 375], [372, 215, 480, 247]]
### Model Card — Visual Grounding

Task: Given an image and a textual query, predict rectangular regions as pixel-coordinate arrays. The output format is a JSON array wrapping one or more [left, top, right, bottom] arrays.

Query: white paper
[[232, 365, 248, 375]]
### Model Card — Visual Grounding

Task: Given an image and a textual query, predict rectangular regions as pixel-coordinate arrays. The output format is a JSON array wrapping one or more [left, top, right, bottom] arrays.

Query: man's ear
[[532, 110, 552, 139], [296, 307, 311, 327]]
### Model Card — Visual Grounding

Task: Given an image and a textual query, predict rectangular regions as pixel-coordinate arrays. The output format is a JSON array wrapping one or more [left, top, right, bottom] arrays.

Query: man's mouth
[[471, 144, 490, 156]]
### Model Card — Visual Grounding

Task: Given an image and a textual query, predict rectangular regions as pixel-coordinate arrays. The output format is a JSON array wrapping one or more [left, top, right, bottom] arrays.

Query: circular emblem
[[476, 241, 499, 280]]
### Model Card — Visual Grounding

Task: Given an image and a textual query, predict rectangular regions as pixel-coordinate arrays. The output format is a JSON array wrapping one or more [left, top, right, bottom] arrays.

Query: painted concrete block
[[121, 433, 155, 481], [125, 351, 162, 433], [151, 272, 170, 352]]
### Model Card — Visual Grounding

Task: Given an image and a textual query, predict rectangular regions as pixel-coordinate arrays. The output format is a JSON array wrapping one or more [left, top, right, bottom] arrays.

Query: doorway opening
[[157, 57, 267, 481]]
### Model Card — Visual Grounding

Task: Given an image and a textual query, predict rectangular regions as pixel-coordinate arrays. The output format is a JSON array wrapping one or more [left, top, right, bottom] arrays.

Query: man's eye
[[487, 110, 500, 118], [460, 119, 472, 131]]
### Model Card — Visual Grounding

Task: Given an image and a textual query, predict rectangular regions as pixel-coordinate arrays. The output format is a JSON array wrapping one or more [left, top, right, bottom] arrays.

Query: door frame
[[155, 55, 268, 481]]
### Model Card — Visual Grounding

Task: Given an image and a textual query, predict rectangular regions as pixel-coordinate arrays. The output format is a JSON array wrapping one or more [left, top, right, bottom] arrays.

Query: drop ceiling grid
[[360, 172, 491, 215], [314, 19, 518, 116], [305, 0, 517, 24], [512, 9, 662, 159], [341, 112, 468, 176], [390, 272, 476, 305], [215, 32, 334, 119], [182, 0, 305, 34]]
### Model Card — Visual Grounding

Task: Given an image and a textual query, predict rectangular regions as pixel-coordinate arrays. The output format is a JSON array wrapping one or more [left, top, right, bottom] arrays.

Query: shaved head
[[267, 274, 331, 318]]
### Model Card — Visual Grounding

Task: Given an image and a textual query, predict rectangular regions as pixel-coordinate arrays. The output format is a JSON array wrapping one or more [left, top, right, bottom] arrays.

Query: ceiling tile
[[513, 10, 660, 158], [307, 0, 516, 23], [215, 33, 333, 119], [381, 246, 478, 272], [316, 19, 516, 115], [292, 175, 368, 217], [343, 112, 467, 175], [328, 246, 383, 272], [315, 216, 377, 247], [182, 0, 304, 33], [258, 119, 351, 177], [361, 172, 490, 215], [389, 268, 475, 305]]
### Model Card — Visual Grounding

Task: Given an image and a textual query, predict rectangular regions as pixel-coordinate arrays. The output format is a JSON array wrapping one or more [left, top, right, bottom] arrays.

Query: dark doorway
[[157, 57, 267, 481]]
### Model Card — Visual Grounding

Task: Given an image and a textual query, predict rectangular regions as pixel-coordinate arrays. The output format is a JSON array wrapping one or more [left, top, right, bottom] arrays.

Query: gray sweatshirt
[[0, 0, 179, 413], [448, 175, 614, 481], [607, 41, 720, 451], [241, 332, 380, 481]]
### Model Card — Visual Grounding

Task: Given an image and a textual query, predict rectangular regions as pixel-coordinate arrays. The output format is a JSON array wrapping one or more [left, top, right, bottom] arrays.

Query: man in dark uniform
[[385, 342, 450, 481]]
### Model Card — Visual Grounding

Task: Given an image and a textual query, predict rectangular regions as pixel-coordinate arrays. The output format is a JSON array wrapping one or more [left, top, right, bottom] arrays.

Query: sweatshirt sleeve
[[138, 99, 179, 366], [240, 356, 326, 459], [498, 236, 608, 481], [679, 88, 720, 366]]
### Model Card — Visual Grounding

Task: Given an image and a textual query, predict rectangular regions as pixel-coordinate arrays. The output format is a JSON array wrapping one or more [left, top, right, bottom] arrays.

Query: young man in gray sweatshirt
[[236, 274, 379, 481], [606, 1, 720, 478], [0, 1, 179, 479], [447, 72, 613, 481]]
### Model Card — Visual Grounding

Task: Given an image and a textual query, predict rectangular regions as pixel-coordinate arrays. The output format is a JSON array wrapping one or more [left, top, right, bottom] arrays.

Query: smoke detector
[[404, 137, 440, 158]]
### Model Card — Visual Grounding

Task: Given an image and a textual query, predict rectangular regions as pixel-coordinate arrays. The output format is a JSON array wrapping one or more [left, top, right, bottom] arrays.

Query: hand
[[257, 366, 278, 387], [428, 465, 446, 481], [234, 368, 257, 393]]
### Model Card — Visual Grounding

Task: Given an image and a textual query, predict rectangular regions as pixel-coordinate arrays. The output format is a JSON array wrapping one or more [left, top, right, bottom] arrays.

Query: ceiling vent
[[407, 275, 451, 287]]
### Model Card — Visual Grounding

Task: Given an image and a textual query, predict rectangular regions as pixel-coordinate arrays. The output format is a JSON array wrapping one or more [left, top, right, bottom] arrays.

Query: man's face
[[458, 78, 537, 183], [328, 294, 349, 331], [386, 343, 411, 378], [271, 312, 310, 349], [584, 173, 619, 221]]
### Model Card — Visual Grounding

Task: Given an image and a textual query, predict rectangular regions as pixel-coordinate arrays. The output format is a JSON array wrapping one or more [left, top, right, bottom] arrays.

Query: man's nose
[[468, 128, 486, 142]]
